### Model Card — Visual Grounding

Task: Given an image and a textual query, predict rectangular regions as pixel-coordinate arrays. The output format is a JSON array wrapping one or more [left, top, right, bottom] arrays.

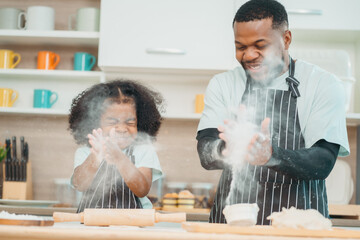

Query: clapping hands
[[218, 105, 272, 166], [88, 128, 127, 166]]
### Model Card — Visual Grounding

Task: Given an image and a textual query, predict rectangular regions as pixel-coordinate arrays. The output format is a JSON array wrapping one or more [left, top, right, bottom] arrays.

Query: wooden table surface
[[0, 222, 358, 240]]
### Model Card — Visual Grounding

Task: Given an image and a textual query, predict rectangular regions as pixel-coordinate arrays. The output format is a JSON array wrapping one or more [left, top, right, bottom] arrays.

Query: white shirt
[[72, 143, 163, 209], [198, 59, 350, 156]]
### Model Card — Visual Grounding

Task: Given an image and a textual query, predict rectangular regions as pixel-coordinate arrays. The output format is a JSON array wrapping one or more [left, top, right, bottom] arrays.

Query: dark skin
[[219, 18, 292, 166]]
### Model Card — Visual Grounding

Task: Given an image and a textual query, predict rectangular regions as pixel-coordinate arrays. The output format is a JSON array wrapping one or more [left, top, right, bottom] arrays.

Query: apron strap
[[286, 57, 301, 98]]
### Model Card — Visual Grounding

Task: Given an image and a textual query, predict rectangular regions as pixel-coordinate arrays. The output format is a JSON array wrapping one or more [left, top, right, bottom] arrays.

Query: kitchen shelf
[[0, 109, 202, 118], [1, 108, 358, 122], [162, 113, 360, 123], [346, 113, 360, 126], [0, 107, 68, 116], [162, 113, 201, 120], [0, 30, 99, 46], [0, 69, 105, 82]]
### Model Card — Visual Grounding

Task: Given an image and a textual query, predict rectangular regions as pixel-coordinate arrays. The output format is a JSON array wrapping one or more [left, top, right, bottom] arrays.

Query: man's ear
[[283, 30, 292, 50]]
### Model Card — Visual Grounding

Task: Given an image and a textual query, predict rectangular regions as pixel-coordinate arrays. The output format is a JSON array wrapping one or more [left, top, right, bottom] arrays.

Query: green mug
[[33, 89, 58, 108]]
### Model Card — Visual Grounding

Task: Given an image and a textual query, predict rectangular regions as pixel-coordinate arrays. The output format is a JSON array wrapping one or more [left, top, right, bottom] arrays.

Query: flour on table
[[0, 211, 46, 220], [267, 207, 332, 230]]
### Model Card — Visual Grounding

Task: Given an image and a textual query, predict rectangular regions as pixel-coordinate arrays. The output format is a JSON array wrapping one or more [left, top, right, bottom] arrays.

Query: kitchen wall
[[0, 116, 357, 203], [0, 115, 222, 201]]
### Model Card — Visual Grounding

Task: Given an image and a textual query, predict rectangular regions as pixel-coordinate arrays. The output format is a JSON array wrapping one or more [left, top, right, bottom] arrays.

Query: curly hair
[[68, 79, 164, 145], [233, 0, 288, 30]]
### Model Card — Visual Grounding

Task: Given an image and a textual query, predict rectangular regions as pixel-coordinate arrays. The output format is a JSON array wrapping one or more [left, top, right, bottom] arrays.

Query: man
[[196, 0, 350, 225]]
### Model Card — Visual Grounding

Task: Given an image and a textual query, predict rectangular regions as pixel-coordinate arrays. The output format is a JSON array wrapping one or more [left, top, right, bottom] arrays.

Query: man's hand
[[245, 118, 272, 165]]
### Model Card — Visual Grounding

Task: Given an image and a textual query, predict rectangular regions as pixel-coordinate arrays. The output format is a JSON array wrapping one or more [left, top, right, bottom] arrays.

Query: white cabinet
[[0, 69, 104, 115], [279, 0, 360, 31], [99, 0, 237, 73], [0, 30, 103, 116], [234, 0, 360, 31]]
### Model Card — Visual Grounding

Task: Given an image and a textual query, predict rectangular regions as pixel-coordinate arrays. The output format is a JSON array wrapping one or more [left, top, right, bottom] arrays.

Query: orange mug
[[0, 88, 19, 107], [195, 94, 205, 113], [37, 51, 60, 70]]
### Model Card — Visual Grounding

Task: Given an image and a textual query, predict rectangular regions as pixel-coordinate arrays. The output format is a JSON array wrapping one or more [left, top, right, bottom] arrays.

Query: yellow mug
[[0, 49, 21, 69], [195, 94, 205, 113], [0, 88, 19, 107]]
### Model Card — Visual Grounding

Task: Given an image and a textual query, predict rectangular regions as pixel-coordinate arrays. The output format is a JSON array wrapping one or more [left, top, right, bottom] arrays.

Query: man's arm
[[196, 128, 226, 170], [267, 139, 339, 180]]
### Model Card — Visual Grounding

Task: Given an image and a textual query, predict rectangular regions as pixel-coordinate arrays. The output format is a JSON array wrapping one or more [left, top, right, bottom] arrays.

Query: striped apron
[[210, 58, 329, 225], [77, 146, 142, 213]]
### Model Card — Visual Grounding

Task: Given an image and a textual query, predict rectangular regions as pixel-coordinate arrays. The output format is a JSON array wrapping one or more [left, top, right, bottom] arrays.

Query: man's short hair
[[233, 0, 288, 30]]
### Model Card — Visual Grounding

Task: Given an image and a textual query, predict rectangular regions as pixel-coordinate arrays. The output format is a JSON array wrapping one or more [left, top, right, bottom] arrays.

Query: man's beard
[[243, 54, 286, 86]]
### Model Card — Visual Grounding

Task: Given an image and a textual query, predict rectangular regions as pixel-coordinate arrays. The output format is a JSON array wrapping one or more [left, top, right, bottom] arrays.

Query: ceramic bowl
[[223, 203, 259, 226]]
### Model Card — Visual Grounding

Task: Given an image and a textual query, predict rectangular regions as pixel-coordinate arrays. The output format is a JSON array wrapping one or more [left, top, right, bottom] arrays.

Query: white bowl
[[223, 203, 259, 226]]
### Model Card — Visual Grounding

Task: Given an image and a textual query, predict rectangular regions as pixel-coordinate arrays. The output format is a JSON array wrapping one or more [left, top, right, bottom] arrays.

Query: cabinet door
[[234, 0, 360, 31], [99, 0, 237, 72], [279, 0, 360, 31]]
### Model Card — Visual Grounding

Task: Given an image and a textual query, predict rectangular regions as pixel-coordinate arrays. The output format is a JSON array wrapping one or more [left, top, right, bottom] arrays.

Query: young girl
[[68, 80, 164, 212]]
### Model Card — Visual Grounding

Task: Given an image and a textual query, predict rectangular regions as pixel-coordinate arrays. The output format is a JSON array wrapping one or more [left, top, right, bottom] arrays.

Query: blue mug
[[33, 89, 58, 108], [73, 52, 96, 71]]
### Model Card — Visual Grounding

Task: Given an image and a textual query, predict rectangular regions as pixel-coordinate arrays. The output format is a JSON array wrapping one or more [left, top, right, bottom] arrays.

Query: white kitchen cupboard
[[0, 0, 102, 116], [0, 69, 105, 116], [234, 0, 360, 31], [0, 30, 103, 116], [98, 0, 237, 73]]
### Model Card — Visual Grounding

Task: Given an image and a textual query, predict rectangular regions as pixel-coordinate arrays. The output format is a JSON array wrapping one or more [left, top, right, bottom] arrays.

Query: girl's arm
[[105, 143, 152, 198], [72, 153, 101, 192], [116, 156, 152, 198]]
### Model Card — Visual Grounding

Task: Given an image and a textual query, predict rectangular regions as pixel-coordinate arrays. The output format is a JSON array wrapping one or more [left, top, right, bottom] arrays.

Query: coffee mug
[[74, 52, 96, 71], [68, 7, 100, 32], [0, 49, 21, 69], [37, 51, 60, 70], [18, 6, 55, 31], [33, 89, 58, 108], [0, 8, 24, 29], [195, 94, 205, 113], [0, 88, 19, 107]]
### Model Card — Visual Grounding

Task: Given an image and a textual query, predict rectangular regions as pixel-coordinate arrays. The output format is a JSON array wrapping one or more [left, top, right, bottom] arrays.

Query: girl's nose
[[115, 123, 127, 133]]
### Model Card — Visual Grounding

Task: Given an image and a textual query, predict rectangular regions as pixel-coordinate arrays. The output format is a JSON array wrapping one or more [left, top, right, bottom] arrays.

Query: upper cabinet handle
[[146, 48, 186, 55], [287, 9, 323, 15]]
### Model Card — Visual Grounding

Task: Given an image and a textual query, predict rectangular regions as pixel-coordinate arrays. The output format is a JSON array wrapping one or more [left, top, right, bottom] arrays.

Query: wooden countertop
[[1, 205, 360, 239], [0, 222, 358, 240], [0, 205, 210, 222]]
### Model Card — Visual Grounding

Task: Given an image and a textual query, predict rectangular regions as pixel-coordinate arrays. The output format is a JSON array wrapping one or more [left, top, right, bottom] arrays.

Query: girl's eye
[[237, 46, 246, 51], [127, 121, 136, 126], [106, 120, 117, 126]]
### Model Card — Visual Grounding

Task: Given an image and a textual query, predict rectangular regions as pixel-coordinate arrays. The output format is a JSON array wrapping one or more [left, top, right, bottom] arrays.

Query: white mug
[[0, 8, 24, 29], [19, 6, 55, 31], [68, 7, 100, 32]]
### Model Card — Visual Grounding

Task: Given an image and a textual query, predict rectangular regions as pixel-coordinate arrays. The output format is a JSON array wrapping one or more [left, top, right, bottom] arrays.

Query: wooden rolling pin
[[53, 209, 186, 226]]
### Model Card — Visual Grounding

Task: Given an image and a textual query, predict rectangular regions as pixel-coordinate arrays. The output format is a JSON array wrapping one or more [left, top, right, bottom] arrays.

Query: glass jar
[[190, 182, 214, 208]]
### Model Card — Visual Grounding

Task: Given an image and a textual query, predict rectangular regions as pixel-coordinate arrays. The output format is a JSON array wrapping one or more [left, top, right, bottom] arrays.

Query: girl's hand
[[103, 128, 127, 165], [88, 128, 105, 163], [245, 118, 272, 165]]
